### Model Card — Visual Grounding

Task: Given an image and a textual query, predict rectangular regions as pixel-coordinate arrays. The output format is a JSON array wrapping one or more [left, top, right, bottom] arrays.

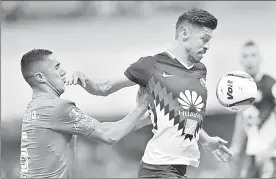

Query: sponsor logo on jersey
[[177, 110, 203, 120], [178, 90, 204, 112], [177, 90, 204, 140]]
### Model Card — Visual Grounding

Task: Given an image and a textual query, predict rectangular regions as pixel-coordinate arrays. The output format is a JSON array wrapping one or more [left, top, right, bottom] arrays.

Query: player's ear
[[180, 27, 189, 42], [34, 72, 47, 83]]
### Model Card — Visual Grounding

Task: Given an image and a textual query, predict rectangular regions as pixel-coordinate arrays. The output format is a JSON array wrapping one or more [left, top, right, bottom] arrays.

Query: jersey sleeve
[[197, 62, 207, 78], [50, 99, 101, 135], [124, 56, 156, 86], [265, 75, 276, 102]]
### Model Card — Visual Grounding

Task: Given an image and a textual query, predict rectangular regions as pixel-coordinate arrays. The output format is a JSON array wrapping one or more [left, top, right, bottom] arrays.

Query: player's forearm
[[84, 77, 135, 96], [130, 115, 152, 133], [230, 113, 246, 155], [90, 106, 147, 144], [198, 129, 211, 144]]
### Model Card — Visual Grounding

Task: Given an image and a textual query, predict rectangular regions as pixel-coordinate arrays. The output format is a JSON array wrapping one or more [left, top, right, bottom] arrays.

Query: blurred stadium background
[[1, 1, 276, 178]]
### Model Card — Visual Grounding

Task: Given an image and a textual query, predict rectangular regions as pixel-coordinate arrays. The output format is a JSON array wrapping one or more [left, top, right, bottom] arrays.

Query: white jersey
[[124, 51, 208, 167]]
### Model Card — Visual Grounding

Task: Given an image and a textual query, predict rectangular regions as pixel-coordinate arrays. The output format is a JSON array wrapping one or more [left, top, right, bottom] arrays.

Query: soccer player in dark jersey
[[230, 41, 276, 178], [19, 49, 150, 178], [69, 8, 232, 178]]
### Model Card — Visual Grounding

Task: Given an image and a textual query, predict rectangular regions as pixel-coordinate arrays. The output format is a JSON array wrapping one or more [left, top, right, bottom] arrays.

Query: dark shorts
[[138, 160, 187, 178], [241, 155, 276, 178]]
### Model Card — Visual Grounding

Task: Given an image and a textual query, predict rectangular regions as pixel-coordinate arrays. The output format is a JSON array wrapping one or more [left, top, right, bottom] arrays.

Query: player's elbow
[[97, 83, 112, 96], [99, 89, 110, 96], [102, 136, 119, 145]]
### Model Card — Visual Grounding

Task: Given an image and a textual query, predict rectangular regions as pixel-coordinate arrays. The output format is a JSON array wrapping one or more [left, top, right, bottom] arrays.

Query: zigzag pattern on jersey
[[148, 77, 203, 141]]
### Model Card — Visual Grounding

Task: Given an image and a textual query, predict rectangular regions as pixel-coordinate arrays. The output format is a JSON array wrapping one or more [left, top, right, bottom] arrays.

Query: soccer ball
[[216, 71, 257, 112]]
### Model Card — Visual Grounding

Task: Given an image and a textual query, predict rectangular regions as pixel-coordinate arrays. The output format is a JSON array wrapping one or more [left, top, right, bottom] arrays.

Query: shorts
[[138, 160, 187, 178], [240, 155, 276, 178]]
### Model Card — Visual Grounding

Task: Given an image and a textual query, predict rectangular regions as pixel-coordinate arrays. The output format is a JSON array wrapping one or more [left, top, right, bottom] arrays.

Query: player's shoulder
[[194, 62, 207, 72], [141, 51, 174, 62], [262, 74, 276, 83], [53, 98, 76, 110], [138, 55, 158, 64], [261, 74, 276, 93], [153, 52, 173, 62], [51, 98, 76, 116]]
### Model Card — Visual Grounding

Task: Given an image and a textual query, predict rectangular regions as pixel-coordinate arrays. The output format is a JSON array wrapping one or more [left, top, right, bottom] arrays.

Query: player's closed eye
[[201, 37, 209, 43], [55, 63, 60, 70]]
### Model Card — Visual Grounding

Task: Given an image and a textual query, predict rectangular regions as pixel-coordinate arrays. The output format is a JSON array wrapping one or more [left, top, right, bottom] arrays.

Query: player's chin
[[59, 86, 66, 94], [193, 55, 203, 63]]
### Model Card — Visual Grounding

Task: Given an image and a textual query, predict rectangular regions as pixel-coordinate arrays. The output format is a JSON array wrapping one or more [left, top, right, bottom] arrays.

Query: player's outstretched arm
[[67, 71, 136, 96], [199, 129, 233, 162], [68, 56, 156, 96], [229, 113, 247, 157], [51, 87, 149, 145]]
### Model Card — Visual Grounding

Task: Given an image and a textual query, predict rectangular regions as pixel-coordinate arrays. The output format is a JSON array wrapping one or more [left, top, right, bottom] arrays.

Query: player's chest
[[149, 65, 207, 101], [254, 82, 271, 105]]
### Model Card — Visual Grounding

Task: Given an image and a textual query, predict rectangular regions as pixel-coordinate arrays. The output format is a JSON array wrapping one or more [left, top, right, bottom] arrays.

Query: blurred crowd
[[2, 1, 203, 22]]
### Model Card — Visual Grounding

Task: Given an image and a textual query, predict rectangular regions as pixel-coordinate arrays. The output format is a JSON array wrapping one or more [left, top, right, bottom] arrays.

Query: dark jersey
[[242, 74, 276, 155], [254, 74, 276, 125], [20, 92, 99, 178], [124, 50, 207, 167]]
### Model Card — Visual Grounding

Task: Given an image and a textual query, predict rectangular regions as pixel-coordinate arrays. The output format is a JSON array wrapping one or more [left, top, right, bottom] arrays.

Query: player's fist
[[136, 86, 150, 109], [67, 71, 88, 88]]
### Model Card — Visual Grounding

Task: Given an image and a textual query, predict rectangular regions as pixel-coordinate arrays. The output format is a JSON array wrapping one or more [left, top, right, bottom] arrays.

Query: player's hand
[[228, 146, 242, 162], [135, 110, 152, 129], [136, 86, 150, 109], [67, 71, 88, 88], [201, 136, 233, 162]]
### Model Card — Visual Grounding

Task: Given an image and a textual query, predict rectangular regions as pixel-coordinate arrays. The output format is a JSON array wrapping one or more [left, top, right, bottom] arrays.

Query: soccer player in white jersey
[[230, 41, 276, 178], [69, 8, 232, 178]]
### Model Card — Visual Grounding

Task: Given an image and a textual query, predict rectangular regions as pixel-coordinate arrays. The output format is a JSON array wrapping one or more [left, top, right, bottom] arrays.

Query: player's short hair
[[175, 8, 217, 39], [21, 49, 53, 86], [244, 40, 256, 47]]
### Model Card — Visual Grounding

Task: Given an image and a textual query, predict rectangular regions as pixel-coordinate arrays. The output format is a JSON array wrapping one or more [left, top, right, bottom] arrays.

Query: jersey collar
[[165, 49, 194, 70]]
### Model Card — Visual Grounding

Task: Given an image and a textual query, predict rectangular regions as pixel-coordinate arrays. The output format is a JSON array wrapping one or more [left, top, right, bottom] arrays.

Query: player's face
[[186, 26, 213, 63], [240, 45, 262, 77], [43, 55, 67, 95]]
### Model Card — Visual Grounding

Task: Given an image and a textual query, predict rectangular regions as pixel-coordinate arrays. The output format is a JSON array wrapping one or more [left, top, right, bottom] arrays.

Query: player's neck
[[167, 46, 194, 67], [253, 72, 263, 82], [32, 85, 60, 98]]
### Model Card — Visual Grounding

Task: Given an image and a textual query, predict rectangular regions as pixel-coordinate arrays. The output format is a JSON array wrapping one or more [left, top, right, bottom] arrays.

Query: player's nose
[[60, 69, 66, 76], [203, 41, 210, 50]]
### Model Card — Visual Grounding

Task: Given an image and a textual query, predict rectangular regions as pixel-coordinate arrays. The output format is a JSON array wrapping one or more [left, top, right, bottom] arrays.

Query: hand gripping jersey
[[20, 92, 99, 178], [124, 51, 207, 167], [242, 74, 276, 156]]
